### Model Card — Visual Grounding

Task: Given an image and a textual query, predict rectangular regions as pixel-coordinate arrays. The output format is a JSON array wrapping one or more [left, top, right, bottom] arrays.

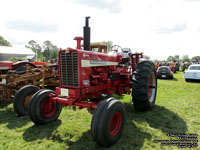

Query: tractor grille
[[60, 52, 79, 86]]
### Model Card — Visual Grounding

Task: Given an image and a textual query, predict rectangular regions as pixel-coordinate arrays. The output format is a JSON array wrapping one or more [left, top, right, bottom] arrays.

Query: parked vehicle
[[183, 64, 200, 82], [168, 62, 176, 73], [156, 66, 173, 79]]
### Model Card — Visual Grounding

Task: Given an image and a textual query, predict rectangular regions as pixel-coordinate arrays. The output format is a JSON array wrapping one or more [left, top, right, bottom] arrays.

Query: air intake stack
[[84, 16, 91, 51]]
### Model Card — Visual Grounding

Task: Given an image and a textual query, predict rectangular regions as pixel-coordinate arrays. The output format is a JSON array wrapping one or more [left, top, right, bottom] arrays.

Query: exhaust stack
[[84, 16, 91, 51]]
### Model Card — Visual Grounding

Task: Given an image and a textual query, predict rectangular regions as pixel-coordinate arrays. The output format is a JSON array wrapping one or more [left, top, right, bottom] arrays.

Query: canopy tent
[[0, 46, 35, 60]]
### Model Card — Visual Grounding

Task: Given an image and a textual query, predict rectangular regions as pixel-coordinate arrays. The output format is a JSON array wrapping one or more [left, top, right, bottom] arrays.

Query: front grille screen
[[60, 52, 79, 86]]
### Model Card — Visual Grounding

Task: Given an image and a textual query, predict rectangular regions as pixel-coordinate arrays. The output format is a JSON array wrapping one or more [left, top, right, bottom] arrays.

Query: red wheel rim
[[41, 99, 56, 117], [148, 72, 156, 103], [148, 75, 153, 98], [109, 112, 122, 136]]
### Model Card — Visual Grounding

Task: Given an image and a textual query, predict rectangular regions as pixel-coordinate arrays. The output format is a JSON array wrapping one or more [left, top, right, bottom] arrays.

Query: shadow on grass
[[158, 77, 178, 81], [23, 120, 62, 141], [62, 104, 187, 150], [21, 103, 187, 150], [67, 104, 187, 149], [172, 77, 178, 81], [0, 106, 30, 129], [48, 125, 152, 150], [0, 102, 11, 108], [65, 126, 152, 150], [124, 103, 187, 134]]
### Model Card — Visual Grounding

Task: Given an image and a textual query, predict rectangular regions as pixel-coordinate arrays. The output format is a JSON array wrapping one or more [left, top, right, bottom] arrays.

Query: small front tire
[[91, 98, 125, 146], [28, 90, 62, 125]]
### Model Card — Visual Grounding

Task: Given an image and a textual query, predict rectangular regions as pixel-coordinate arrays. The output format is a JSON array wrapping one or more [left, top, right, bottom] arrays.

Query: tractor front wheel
[[91, 98, 125, 146], [132, 61, 157, 112], [28, 90, 62, 125], [13, 85, 40, 116]]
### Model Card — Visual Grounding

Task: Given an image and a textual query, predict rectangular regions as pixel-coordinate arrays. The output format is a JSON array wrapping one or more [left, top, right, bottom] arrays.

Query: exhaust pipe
[[84, 16, 91, 51]]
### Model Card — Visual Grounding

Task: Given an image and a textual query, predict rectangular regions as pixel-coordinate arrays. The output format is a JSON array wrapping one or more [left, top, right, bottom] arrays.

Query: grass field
[[0, 71, 199, 150]]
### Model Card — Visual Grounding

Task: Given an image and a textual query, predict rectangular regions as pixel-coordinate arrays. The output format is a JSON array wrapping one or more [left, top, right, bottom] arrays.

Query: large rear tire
[[132, 61, 157, 112], [28, 90, 62, 125], [91, 98, 125, 146], [13, 85, 40, 116]]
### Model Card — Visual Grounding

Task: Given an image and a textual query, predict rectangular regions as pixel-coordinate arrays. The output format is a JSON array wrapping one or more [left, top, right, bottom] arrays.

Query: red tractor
[[168, 62, 177, 73], [14, 17, 157, 146]]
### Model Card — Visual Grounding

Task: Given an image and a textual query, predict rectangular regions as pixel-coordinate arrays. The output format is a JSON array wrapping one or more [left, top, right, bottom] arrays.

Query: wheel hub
[[109, 112, 122, 136], [41, 99, 56, 117]]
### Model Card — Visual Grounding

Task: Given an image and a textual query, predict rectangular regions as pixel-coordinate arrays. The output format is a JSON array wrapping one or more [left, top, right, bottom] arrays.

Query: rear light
[[168, 72, 172, 75], [156, 71, 160, 75]]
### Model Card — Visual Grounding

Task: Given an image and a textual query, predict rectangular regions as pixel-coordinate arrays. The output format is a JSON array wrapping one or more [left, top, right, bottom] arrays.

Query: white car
[[183, 64, 200, 82]]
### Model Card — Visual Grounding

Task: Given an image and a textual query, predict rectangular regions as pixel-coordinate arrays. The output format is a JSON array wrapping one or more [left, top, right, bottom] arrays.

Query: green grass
[[0, 71, 200, 150]]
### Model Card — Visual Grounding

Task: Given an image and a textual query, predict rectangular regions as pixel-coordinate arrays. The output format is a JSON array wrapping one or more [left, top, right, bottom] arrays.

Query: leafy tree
[[0, 35, 11, 46], [51, 45, 59, 59], [42, 40, 59, 61], [100, 40, 113, 52], [8, 57, 24, 62], [181, 55, 190, 62], [26, 40, 42, 59], [167, 56, 174, 62], [174, 55, 180, 62], [43, 40, 53, 60], [107, 41, 113, 52], [26, 40, 59, 61], [191, 56, 200, 61]]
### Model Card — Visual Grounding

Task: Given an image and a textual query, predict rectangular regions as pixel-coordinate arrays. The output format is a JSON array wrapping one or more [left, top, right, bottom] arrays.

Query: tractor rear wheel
[[132, 61, 157, 112], [28, 90, 62, 125], [91, 98, 125, 146], [13, 85, 40, 116]]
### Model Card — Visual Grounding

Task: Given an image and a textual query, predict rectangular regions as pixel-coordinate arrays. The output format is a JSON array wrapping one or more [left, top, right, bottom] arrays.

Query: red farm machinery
[[13, 17, 157, 146]]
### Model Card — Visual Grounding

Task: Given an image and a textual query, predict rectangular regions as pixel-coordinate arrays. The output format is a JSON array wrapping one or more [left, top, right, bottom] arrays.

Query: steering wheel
[[111, 45, 123, 52]]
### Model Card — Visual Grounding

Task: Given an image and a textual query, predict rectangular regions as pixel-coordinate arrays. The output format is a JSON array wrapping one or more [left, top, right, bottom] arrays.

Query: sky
[[0, 0, 200, 60]]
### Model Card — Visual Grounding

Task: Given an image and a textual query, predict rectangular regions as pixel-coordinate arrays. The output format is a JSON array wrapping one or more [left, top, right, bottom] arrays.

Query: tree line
[[0, 35, 59, 61], [25, 40, 59, 61], [166, 55, 200, 63], [1, 35, 200, 63], [0, 35, 12, 46]]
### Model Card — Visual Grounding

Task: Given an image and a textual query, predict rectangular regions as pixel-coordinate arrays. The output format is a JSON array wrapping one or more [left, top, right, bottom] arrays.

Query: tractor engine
[[57, 48, 131, 100], [56, 17, 132, 100]]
